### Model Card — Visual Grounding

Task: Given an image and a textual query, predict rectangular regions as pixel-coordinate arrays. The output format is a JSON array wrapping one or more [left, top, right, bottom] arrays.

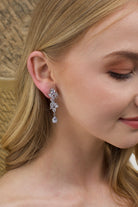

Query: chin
[[113, 141, 137, 149]]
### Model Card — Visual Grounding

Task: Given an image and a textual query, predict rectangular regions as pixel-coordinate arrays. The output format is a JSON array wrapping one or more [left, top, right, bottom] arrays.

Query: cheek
[[58, 67, 138, 148], [59, 69, 123, 131]]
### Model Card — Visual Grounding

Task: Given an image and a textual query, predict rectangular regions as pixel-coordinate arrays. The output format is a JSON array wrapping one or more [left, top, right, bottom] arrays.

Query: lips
[[120, 117, 138, 129], [120, 117, 138, 121]]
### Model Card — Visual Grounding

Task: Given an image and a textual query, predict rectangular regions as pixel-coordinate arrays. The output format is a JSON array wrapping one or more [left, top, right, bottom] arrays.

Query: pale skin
[[0, 1, 138, 207]]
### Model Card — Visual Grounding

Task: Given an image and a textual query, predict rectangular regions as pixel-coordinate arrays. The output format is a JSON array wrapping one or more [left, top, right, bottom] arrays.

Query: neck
[[31, 116, 106, 191]]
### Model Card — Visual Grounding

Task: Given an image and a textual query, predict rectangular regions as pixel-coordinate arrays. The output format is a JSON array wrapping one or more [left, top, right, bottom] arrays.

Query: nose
[[135, 95, 138, 107]]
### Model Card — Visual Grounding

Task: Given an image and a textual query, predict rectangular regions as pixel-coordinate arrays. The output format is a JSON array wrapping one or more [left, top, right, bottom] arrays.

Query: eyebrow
[[104, 50, 138, 62]]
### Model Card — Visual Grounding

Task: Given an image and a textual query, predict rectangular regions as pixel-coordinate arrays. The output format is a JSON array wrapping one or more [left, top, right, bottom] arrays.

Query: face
[[51, 2, 138, 149]]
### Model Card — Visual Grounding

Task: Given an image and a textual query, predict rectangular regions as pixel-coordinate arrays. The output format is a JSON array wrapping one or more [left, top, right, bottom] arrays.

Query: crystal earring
[[48, 88, 59, 124]]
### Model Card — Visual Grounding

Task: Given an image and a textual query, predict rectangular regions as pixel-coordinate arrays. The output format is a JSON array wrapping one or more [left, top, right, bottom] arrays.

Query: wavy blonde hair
[[1, 0, 138, 206]]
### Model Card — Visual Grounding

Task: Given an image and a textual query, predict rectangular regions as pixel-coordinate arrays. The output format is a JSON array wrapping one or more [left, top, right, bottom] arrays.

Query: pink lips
[[121, 117, 138, 121], [120, 117, 138, 129]]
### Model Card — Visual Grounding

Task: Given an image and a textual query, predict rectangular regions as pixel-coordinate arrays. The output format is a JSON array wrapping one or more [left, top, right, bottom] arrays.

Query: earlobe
[[27, 51, 55, 98]]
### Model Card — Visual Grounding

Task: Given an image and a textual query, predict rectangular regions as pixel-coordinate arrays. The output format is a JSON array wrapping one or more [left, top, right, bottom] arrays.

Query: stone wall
[[0, 0, 38, 138]]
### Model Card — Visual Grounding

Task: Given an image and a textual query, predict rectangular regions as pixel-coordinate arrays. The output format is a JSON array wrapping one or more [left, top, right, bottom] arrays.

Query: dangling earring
[[48, 88, 59, 124]]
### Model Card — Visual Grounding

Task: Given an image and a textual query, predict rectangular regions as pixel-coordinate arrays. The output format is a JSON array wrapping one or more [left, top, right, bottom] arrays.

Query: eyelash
[[108, 70, 136, 81]]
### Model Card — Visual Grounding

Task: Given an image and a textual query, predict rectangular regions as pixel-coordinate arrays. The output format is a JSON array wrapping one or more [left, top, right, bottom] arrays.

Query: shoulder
[[0, 170, 82, 207], [0, 168, 33, 206], [0, 170, 134, 207], [0, 169, 68, 207], [0, 172, 17, 203]]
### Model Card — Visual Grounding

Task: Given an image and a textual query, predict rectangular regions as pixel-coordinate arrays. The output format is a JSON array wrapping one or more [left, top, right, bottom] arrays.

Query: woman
[[0, 0, 138, 206]]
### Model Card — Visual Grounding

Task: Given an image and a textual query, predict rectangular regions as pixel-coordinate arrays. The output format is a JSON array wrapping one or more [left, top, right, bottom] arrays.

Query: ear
[[27, 51, 55, 98]]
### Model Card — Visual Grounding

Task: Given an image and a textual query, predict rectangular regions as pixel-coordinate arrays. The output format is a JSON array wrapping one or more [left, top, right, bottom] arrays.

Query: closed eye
[[107, 70, 136, 81]]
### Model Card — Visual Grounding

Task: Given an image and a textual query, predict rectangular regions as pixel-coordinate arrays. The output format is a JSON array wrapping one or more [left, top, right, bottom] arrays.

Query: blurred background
[[0, 0, 38, 139], [0, 0, 137, 171]]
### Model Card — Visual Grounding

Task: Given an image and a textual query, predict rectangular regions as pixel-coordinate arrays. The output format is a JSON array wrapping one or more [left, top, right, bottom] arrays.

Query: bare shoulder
[[0, 199, 78, 207], [0, 167, 34, 206], [0, 169, 134, 207], [0, 169, 82, 207], [0, 171, 20, 204]]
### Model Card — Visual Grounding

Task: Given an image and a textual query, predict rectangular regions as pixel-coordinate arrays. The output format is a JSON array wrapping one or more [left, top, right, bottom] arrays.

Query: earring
[[48, 88, 59, 124]]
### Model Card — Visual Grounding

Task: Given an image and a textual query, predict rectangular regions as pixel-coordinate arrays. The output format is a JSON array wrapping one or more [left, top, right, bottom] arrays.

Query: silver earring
[[48, 88, 59, 124]]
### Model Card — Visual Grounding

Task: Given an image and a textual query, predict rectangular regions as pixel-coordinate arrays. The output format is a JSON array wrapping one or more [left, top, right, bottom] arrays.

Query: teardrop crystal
[[52, 116, 58, 123]]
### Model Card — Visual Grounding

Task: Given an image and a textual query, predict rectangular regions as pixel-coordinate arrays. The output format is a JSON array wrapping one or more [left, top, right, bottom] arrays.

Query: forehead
[[64, 2, 138, 61], [56, 1, 138, 69], [80, 1, 138, 46]]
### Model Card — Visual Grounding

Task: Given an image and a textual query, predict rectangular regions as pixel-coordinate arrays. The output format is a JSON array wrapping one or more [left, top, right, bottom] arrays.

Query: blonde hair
[[1, 0, 138, 206]]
